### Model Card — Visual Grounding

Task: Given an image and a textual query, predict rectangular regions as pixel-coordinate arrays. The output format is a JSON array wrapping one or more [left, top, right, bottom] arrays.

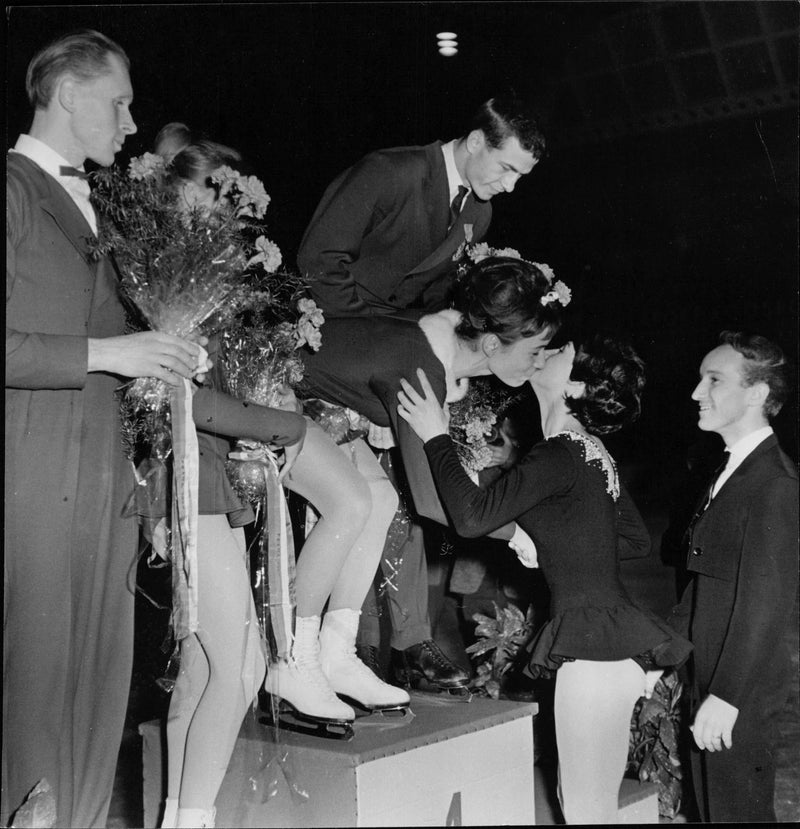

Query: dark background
[[6, 1, 799, 476]]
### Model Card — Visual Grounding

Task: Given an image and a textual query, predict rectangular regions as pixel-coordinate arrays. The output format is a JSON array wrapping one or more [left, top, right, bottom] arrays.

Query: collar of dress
[[418, 310, 470, 404]]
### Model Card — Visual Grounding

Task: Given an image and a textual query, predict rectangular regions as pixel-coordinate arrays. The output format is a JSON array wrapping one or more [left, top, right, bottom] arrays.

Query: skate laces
[[421, 639, 452, 667], [291, 648, 341, 699]]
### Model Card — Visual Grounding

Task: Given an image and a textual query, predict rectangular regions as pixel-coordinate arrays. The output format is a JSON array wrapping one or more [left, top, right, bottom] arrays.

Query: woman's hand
[[397, 368, 450, 442], [508, 524, 539, 568]]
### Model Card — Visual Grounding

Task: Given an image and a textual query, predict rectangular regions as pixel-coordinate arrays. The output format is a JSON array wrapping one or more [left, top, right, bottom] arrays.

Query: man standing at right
[[672, 331, 798, 823]]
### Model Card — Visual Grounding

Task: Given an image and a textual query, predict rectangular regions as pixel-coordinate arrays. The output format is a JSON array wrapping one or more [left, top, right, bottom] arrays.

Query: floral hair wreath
[[453, 241, 571, 308]]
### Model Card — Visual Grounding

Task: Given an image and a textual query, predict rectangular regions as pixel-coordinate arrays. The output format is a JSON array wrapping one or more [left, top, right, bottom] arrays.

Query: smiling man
[[670, 331, 798, 823], [5, 29, 207, 828], [298, 93, 546, 317]]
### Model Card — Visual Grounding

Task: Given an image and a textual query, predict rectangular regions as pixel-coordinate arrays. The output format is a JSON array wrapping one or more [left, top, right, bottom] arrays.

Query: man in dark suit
[[671, 331, 798, 823], [297, 96, 546, 692], [298, 95, 545, 316], [4, 30, 207, 828]]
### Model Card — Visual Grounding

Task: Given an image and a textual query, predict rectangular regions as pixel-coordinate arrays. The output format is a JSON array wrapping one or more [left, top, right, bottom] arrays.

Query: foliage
[[628, 671, 685, 819], [447, 378, 523, 475], [466, 601, 535, 699]]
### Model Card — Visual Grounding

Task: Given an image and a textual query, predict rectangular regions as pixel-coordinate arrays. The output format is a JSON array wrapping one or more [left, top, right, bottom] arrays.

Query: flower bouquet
[[447, 377, 524, 477], [90, 153, 283, 637]]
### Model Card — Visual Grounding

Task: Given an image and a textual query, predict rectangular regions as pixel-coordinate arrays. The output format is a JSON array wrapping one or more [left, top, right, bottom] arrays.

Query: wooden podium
[[141, 693, 538, 827]]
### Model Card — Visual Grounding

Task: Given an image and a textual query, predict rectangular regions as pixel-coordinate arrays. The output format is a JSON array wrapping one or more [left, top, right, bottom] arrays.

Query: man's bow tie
[[59, 165, 90, 180]]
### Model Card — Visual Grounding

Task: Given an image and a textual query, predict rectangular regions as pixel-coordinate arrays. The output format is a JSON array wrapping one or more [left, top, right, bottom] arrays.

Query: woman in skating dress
[[298, 256, 566, 554], [158, 139, 407, 829], [396, 336, 692, 824]]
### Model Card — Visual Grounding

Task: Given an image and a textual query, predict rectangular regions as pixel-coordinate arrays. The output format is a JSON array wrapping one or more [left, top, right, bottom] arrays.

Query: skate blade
[[408, 682, 474, 703], [340, 695, 415, 719], [260, 700, 355, 741]]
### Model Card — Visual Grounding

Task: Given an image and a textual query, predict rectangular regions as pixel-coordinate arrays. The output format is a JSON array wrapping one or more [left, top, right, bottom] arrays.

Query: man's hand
[[691, 694, 739, 751], [486, 422, 519, 470], [88, 331, 211, 387]]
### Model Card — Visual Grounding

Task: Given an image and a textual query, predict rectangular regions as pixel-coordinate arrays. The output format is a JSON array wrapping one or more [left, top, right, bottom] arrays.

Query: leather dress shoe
[[391, 639, 470, 690]]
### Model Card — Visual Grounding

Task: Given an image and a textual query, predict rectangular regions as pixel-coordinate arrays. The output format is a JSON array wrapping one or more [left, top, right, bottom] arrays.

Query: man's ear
[[746, 381, 769, 409], [466, 129, 485, 154], [481, 333, 500, 357], [57, 76, 78, 113]]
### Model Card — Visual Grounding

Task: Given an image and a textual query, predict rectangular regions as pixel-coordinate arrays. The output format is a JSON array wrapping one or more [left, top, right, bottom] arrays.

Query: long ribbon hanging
[[231, 444, 296, 661], [169, 377, 200, 638]]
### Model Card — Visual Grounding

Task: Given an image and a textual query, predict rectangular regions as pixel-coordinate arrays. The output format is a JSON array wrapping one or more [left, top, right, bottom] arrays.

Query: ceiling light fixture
[[436, 31, 458, 57]]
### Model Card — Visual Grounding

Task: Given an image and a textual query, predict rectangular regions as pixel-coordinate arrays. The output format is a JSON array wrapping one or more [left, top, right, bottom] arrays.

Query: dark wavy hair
[[566, 336, 646, 436], [719, 330, 790, 418], [468, 95, 547, 159], [26, 29, 129, 110], [452, 256, 563, 345]]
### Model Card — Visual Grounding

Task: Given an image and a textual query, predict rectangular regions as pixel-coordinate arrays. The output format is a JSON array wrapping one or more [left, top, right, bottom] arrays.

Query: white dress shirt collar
[[713, 426, 774, 497], [441, 140, 470, 205], [11, 134, 97, 234]]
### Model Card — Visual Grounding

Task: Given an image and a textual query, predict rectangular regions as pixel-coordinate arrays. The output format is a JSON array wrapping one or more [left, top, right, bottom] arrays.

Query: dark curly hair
[[719, 331, 790, 418], [566, 336, 646, 436], [452, 256, 563, 345]]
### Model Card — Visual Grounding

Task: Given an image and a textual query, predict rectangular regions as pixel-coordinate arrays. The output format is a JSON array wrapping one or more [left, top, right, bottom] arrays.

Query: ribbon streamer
[[231, 444, 296, 660], [169, 377, 200, 638]]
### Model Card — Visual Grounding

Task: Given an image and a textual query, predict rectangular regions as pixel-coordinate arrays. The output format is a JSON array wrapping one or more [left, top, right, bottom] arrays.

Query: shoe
[[391, 639, 470, 690], [264, 615, 355, 722], [356, 643, 386, 682], [320, 609, 411, 712]]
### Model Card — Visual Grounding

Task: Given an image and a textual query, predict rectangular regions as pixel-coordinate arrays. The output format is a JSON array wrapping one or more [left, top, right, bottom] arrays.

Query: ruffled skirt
[[523, 602, 692, 680]]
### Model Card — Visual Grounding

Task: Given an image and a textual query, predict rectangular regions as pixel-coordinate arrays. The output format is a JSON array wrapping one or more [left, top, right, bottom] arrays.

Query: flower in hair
[[540, 280, 572, 308], [531, 262, 555, 285]]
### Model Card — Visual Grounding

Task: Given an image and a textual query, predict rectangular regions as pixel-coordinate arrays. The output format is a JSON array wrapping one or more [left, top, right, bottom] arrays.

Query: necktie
[[448, 185, 468, 231], [59, 165, 90, 181], [682, 451, 729, 553], [705, 451, 730, 508]]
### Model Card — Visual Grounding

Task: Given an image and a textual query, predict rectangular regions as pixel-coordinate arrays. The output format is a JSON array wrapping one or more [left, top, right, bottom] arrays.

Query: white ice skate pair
[[263, 609, 411, 739]]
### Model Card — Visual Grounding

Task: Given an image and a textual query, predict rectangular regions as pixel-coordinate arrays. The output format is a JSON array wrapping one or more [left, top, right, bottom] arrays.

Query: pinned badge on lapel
[[464, 224, 473, 243]]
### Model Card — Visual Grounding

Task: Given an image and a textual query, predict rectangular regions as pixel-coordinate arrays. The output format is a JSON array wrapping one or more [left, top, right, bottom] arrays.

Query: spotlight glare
[[437, 39, 457, 48], [436, 31, 457, 39], [439, 46, 458, 57]]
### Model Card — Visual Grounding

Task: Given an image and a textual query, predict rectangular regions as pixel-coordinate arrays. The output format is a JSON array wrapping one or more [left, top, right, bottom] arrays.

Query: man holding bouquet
[[4, 29, 207, 828]]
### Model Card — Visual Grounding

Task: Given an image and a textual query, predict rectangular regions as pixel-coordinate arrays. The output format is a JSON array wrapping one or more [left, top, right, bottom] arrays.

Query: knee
[[370, 477, 399, 524]]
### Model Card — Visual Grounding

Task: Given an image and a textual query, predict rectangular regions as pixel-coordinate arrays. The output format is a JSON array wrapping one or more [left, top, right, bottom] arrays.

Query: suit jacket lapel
[[39, 186, 96, 264], [408, 193, 490, 277], [706, 434, 778, 511]]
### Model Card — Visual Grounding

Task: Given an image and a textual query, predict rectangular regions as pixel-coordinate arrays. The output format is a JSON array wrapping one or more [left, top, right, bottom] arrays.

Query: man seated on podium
[[296, 93, 547, 694]]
